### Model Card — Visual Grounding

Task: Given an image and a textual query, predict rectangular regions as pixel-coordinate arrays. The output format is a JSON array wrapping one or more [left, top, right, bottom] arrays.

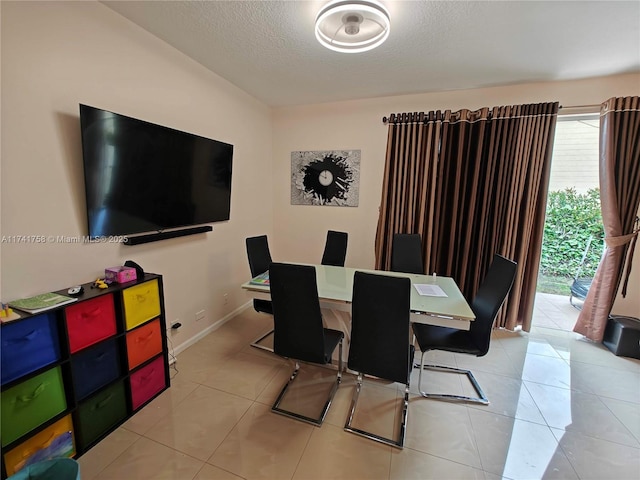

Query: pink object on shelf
[[105, 266, 137, 284]]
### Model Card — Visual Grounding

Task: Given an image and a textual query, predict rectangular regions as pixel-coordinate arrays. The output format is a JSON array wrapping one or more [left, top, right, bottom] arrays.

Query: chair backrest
[[269, 263, 327, 364], [349, 271, 412, 384], [469, 254, 517, 356], [321, 230, 348, 267], [390, 234, 424, 274], [246, 235, 272, 277]]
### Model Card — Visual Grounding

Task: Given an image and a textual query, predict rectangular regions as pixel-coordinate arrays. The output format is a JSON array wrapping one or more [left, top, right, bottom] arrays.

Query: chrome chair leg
[[272, 338, 343, 426], [416, 351, 489, 405], [344, 373, 409, 448], [250, 328, 274, 352]]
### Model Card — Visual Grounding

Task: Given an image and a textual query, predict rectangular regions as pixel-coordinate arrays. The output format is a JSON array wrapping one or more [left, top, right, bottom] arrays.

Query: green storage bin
[[1, 367, 67, 447], [76, 381, 126, 450]]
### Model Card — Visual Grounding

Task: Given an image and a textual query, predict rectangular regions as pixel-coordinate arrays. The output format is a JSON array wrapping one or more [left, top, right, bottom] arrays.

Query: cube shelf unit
[[0, 273, 170, 478]]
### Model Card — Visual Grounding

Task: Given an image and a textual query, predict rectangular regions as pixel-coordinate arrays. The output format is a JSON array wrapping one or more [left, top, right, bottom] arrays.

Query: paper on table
[[414, 284, 448, 297]]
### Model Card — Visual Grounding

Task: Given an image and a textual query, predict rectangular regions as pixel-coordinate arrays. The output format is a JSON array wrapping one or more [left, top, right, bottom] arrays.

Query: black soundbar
[[124, 226, 213, 245]]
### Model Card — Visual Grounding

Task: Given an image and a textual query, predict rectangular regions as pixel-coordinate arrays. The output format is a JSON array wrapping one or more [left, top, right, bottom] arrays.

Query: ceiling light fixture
[[315, 0, 390, 53]]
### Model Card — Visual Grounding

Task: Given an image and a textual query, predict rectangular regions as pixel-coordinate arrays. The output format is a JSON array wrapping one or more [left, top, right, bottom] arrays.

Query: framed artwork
[[291, 150, 360, 206]]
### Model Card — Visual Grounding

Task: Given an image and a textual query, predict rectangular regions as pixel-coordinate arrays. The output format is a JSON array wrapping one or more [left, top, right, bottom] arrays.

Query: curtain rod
[[560, 104, 600, 109], [382, 104, 601, 124]]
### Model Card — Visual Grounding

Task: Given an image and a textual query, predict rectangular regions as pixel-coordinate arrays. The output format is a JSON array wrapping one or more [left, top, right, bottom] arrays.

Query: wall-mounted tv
[[79, 104, 233, 239]]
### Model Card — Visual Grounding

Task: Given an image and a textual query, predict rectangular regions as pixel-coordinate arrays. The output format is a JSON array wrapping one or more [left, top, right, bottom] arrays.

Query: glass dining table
[[241, 263, 475, 331]]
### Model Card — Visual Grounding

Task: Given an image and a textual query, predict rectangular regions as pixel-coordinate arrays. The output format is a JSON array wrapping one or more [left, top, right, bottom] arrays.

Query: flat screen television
[[79, 104, 233, 238]]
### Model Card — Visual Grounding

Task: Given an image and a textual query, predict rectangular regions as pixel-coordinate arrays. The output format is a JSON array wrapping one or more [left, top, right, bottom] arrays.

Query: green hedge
[[540, 188, 604, 279]]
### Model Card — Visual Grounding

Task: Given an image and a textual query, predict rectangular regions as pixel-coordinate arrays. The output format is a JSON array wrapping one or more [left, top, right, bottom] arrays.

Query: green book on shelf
[[10, 292, 78, 314], [249, 271, 270, 286]]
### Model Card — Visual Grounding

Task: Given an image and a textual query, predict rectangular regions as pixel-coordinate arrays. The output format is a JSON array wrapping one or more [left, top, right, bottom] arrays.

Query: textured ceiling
[[103, 1, 640, 107]]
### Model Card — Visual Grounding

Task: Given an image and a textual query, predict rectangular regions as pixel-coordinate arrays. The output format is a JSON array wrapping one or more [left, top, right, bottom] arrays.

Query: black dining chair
[[412, 254, 517, 404], [321, 230, 348, 267], [344, 271, 413, 448], [246, 235, 274, 351], [269, 263, 344, 426], [390, 233, 424, 274]]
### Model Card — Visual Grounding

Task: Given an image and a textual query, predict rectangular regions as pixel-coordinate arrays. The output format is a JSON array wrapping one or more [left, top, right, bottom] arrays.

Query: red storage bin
[[129, 356, 166, 410], [126, 319, 162, 370], [65, 295, 116, 353]]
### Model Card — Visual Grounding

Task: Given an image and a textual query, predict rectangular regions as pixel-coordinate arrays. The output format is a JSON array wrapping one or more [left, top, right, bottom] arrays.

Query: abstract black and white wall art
[[291, 150, 360, 206]]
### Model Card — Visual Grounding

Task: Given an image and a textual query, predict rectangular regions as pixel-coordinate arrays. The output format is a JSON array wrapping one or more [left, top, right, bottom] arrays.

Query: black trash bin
[[603, 315, 640, 359]]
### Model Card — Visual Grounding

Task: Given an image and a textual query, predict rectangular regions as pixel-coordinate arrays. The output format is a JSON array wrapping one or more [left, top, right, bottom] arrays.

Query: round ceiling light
[[315, 0, 390, 53]]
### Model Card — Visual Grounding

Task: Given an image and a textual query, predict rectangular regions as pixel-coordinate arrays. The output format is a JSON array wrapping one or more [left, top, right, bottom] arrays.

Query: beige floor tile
[[468, 409, 578, 479], [200, 351, 283, 400], [75, 292, 639, 480], [569, 361, 640, 403], [526, 381, 640, 447], [552, 428, 640, 480], [520, 354, 574, 390], [599, 396, 640, 442], [390, 447, 486, 480], [94, 437, 204, 480], [174, 342, 234, 385], [77, 428, 141, 480], [194, 463, 245, 480], [293, 423, 392, 480], [144, 384, 253, 461], [463, 371, 546, 425], [123, 377, 200, 435], [208, 402, 314, 479], [455, 347, 523, 379], [563, 341, 640, 374], [404, 399, 482, 469]]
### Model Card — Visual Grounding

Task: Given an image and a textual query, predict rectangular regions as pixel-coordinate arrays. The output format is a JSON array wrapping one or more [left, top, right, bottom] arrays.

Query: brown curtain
[[375, 102, 559, 331], [574, 97, 640, 342]]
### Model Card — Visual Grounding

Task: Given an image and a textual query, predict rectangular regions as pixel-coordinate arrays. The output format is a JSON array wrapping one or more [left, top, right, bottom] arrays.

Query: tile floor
[[78, 294, 640, 480]]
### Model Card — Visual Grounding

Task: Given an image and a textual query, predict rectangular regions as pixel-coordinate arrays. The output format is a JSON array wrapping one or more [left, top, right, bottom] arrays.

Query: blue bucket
[[8, 458, 80, 480]]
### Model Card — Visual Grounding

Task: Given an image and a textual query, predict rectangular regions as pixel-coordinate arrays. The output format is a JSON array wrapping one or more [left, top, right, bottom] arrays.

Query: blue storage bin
[[1, 313, 61, 386], [71, 337, 121, 401]]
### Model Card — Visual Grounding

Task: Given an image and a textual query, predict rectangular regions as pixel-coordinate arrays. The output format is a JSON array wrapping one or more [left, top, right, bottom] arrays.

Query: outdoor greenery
[[538, 188, 604, 294]]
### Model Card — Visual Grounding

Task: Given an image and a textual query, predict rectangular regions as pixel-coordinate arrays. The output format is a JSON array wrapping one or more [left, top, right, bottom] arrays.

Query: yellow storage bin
[[122, 279, 161, 331], [3, 415, 75, 476]]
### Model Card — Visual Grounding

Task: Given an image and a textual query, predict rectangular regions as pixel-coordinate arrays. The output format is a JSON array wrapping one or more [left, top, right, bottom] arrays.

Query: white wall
[[549, 117, 600, 194], [0, 1, 274, 345], [272, 73, 640, 316]]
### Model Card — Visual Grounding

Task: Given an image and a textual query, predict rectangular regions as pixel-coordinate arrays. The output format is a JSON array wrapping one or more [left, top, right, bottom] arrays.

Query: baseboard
[[168, 301, 253, 360]]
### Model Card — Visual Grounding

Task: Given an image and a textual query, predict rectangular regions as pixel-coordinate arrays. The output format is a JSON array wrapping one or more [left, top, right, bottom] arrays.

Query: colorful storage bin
[[1, 366, 67, 447], [129, 356, 166, 410], [71, 337, 121, 401], [1, 313, 60, 386], [76, 380, 127, 451], [122, 279, 161, 331], [3, 414, 75, 476], [126, 319, 162, 370], [65, 294, 116, 353]]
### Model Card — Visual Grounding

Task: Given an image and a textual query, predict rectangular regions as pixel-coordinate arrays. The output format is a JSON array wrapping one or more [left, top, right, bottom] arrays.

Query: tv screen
[[79, 104, 233, 238]]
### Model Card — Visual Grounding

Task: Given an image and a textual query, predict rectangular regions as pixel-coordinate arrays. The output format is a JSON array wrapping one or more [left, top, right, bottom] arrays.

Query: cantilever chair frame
[[272, 348, 343, 426], [269, 263, 344, 426], [344, 271, 412, 449], [415, 361, 489, 405], [246, 235, 275, 352], [413, 254, 517, 405], [344, 372, 410, 449]]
